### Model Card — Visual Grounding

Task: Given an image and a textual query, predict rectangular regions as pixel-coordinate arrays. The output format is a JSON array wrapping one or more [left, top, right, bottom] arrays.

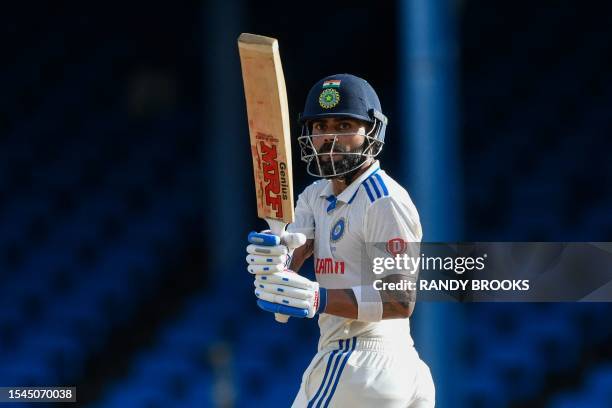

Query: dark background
[[1, 1, 611, 407]]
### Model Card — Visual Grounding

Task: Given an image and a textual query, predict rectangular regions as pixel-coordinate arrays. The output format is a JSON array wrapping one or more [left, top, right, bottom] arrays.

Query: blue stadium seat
[[585, 364, 612, 402], [548, 392, 609, 408], [0, 353, 60, 387], [100, 385, 175, 408], [482, 343, 543, 400], [520, 316, 579, 371]]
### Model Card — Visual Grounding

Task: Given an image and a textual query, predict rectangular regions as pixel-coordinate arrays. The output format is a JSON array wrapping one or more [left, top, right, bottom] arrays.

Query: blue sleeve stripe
[[307, 341, 344, 408], [322, 337, 357, 408], [368, 178, 381, 198], [314, 340, 350, 408], [373, 173, 389, 196], [362, 181, 375, 202]]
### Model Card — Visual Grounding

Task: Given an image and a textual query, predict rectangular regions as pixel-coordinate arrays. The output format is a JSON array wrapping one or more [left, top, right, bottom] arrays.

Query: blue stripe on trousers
[[322, 337, 357, 407], [307, 340, 345, 408], [315, 338, 353, 408]]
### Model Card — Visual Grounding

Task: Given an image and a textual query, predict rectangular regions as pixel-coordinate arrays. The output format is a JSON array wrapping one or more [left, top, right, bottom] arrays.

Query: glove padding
[[246, 230, 306, 274], [254, 271, 327, 318]]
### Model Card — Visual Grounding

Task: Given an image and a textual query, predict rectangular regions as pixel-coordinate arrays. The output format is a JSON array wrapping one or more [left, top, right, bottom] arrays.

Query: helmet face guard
[[298, 110, 386, 178], [298, 74, 388, 179]]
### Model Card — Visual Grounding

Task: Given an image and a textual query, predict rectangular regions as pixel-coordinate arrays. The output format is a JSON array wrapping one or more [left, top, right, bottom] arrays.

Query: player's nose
[[321, 133, 335, 143], [313, 135, 332, 148]]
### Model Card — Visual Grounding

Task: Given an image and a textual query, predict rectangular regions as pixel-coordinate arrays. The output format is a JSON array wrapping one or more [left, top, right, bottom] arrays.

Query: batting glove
[[246, 230, 326, 318], [254, 271, 327, 318], [246, 230, 306, 274]]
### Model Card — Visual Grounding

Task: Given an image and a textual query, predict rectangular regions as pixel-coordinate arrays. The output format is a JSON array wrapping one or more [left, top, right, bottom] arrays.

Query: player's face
[[309, 118, 369, 161]]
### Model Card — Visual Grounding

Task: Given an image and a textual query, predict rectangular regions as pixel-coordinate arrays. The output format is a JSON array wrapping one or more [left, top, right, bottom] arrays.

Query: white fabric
[[287, 161, 422, 348], [292, 337, 435, 408]]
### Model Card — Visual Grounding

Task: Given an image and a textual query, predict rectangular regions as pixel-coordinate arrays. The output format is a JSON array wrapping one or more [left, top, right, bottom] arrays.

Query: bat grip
[[266, 218, 290, 324]]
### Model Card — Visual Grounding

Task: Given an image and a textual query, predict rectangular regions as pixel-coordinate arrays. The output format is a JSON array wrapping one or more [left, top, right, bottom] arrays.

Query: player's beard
[[315, 142, 366, 180]]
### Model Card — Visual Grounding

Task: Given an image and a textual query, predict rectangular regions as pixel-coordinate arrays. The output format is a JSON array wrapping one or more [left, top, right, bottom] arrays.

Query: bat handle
[[266, 218, 290, 324]]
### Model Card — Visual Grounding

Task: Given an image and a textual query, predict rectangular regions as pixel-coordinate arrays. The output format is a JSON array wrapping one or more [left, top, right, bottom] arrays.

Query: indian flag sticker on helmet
[[322, 79, 341, 88], [319, 88, 340, 109]]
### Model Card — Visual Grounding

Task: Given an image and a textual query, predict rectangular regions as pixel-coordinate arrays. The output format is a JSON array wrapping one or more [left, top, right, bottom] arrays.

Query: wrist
[[351, 285, 383, 322], [316, 287, 328, 315]]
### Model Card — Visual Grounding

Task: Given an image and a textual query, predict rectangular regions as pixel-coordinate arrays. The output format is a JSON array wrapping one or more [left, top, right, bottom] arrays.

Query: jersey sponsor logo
[[330, 217, 346, 242], [260, 140, 284, 218], [315, 258, 345, 274], [386, 237, 407, 255]]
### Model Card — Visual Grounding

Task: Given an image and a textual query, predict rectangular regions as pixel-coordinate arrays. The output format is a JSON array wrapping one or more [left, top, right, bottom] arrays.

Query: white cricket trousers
[[292, 336, 435, 408]]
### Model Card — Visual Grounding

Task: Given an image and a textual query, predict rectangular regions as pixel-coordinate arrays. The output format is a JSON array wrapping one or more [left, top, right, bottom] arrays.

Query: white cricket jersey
[[287, 161, 423, 349]]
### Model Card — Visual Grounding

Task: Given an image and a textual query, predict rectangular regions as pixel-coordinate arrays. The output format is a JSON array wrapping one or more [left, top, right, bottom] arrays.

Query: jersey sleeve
[[364, 196, 422, 279], [286, 189, 315, 239], [364, 196, 422, 243]]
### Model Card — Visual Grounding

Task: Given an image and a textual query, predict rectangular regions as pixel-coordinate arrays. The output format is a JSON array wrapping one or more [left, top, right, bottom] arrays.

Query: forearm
[[380, 274, 415, 319], [325, 289, 358, 319], [325, 274, 415, 320], [288, 241, 414, 320]]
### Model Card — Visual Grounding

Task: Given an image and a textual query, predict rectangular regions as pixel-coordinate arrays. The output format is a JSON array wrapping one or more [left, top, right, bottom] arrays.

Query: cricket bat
[[238, 33, 294, 323]]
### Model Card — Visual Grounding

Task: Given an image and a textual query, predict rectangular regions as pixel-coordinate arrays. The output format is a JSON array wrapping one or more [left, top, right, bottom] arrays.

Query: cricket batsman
[[246, 74, 435, 407]]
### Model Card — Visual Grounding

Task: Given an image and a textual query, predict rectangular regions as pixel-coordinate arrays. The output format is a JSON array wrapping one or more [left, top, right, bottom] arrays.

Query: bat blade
[[239, 33, 295, 324], [238, 33, 294, 226]]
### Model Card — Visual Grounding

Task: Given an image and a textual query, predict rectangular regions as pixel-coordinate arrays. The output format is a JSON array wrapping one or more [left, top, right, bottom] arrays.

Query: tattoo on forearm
[[381, 274, 415, 318]]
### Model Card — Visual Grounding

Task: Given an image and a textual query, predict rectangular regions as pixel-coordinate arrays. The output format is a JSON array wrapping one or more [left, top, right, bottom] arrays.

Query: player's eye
[[313, 122, 326, 131], [338, 122, 352, 131]]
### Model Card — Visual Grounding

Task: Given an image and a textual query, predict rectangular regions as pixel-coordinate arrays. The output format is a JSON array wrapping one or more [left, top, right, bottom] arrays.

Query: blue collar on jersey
[[320, 161, 381, 212]]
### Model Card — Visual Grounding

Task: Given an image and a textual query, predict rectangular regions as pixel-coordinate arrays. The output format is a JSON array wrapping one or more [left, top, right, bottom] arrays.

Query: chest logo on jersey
[[315, 258, 345, 274], [330, 217, 346, 242]]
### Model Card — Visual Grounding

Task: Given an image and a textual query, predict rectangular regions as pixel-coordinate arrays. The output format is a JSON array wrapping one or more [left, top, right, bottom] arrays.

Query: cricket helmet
[[298, 74, 387, 179]]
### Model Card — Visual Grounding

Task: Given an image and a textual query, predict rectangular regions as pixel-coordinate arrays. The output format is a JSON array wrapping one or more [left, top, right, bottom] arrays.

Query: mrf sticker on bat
[[255, 133, 289, 219]]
